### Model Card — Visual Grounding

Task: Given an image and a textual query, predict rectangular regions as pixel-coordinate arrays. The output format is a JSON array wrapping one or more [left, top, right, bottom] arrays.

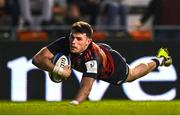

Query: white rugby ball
[[49, 52, 71, 83]]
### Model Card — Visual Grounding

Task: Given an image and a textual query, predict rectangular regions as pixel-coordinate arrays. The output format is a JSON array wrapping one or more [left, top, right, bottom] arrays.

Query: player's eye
[[76, 37, 82, 41]]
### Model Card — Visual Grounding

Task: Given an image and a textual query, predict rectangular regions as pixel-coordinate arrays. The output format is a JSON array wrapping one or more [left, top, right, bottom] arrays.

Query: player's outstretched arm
[[70, 77, 95, 105], [32, 47, 55, 72]]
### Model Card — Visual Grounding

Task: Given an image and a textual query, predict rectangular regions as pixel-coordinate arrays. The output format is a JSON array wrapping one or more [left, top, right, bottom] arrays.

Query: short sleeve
[[82, 60, 98, 79]]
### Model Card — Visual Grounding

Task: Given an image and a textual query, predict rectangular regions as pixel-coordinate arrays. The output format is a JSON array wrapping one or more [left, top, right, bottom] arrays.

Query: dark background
[[0, 41, 179, 100]]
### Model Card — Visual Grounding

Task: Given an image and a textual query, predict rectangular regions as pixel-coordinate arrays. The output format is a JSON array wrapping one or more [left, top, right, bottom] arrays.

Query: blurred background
[[1, 0, 180, 41], [0, 0, 180, 101]]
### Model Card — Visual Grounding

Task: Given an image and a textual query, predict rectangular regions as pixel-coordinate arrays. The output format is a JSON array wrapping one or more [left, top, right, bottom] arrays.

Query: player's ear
[[87, 38, 92, 44]]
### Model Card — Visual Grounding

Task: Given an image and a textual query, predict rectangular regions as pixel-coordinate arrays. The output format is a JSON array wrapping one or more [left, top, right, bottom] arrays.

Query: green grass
[[0, 100, 180, 115]]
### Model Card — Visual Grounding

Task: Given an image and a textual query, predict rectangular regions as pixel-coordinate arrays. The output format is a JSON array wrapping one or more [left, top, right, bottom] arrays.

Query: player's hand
[[61, 65, 72, 79], [53, 65, 72, 80], [69, 100, 79, 105]]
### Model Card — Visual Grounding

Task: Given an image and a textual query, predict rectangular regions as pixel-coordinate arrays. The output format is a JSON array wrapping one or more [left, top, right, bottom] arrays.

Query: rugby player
[[32, 21, 172, 105]]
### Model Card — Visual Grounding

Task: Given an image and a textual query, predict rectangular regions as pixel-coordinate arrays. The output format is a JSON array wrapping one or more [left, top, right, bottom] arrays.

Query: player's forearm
[[74, 86, 91, 104], [71, 77, 95, 105], [32, 47, 54, 72], [32, 56, 54, 72]]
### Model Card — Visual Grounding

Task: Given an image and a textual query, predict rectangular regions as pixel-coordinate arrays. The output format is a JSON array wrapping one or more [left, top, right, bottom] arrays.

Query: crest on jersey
[[85, 60, 97, 73]]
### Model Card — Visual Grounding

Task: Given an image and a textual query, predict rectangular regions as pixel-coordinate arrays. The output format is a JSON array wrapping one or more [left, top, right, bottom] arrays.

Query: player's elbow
[[32, 53, 47, 68], [32, 47, 52, 68], [32, 54, 41, 67]]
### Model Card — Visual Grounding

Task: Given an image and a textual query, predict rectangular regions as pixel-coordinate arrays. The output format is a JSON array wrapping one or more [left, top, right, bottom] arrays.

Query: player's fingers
[[63, 65, 70, 70]]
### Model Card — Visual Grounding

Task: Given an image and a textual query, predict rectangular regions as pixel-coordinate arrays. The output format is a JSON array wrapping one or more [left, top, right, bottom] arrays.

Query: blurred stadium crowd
[[1, 0, 180, 41]]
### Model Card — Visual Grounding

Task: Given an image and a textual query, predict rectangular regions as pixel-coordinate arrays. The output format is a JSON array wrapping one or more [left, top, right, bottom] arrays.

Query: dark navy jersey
[[47, 36, 129, 85], [47, 36, 115, 81]]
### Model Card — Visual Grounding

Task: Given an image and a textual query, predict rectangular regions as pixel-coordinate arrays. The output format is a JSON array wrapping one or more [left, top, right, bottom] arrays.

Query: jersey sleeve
[[81, 43, 101, 79], [83, 59, 98, 79]]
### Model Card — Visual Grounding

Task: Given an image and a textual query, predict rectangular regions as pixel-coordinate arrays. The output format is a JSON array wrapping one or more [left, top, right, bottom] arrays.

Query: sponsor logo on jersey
[[85, 60, 97, 73]]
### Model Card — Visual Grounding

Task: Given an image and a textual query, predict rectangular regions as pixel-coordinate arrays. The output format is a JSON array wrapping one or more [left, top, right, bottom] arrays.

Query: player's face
[[70, 32, 92, 53]]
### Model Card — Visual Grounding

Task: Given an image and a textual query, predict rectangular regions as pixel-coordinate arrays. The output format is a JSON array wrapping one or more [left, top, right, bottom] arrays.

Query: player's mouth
[[71, 46, 77, 50]]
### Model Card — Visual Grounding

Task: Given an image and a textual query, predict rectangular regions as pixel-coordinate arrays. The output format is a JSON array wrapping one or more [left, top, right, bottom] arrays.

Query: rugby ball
[[49, 52, 71, 83]]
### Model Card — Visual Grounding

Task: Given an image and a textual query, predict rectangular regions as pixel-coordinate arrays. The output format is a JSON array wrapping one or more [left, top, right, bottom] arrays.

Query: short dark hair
[[71, 21, 93, 38]]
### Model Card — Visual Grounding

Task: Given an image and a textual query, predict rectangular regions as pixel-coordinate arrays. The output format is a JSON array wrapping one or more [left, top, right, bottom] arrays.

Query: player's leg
[[125, 60, 156, 82], [125, 48, 172, 82]]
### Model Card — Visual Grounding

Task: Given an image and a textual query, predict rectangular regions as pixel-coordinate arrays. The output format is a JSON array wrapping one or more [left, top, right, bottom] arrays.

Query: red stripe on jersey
[[92, 43, 115, 78]]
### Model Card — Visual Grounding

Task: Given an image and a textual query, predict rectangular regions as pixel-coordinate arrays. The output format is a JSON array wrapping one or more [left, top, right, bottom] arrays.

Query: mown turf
[[0, 100, 180, 115]]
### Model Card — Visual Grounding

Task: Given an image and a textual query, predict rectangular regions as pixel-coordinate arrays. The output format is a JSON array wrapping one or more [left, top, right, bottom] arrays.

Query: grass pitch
[[0, 100, 180, 115]]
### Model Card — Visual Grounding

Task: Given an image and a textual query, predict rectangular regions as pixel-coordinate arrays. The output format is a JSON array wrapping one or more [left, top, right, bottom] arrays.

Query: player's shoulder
[[47, 35, 69, 47], [82, 42, 99, 61], [54, 36, 69, 42], [46, 35, 70, 54]]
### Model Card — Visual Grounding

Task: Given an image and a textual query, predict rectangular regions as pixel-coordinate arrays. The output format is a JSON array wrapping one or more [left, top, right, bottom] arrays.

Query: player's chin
[[70, 49, 79, 53]]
